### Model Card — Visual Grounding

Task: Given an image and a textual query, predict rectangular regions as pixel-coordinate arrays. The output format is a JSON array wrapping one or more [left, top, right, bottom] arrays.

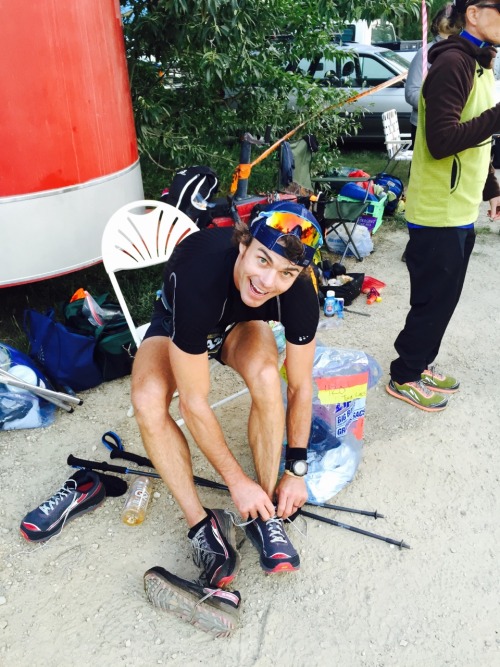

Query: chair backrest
[[279, 137, 316, 195], [101, 200, 199, 347], [381, 109, 402, 159]]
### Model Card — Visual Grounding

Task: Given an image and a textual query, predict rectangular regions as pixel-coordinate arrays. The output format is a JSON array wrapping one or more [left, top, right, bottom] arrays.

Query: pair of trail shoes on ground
[[386, 368, 460, 412], [20, 469, 106, 542], [144, 508, 300, 638]]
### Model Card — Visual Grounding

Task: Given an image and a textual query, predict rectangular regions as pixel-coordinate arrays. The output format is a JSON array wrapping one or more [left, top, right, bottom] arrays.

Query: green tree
[[120, 0, 419, 191]]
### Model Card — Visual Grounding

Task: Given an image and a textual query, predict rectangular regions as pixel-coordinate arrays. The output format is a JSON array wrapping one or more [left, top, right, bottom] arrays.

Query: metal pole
[[299, 509, 410, 549]]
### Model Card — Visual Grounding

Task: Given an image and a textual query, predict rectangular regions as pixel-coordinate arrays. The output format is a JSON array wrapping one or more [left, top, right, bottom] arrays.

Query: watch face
[[291, 460, 308, 476]]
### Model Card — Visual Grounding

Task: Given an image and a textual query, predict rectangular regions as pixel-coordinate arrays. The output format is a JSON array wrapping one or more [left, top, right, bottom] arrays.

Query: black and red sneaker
[[144, 566, 241, 638], [20, 470, 105, 542], [188, 508, 240, 588], [245, 515, 300, 574]]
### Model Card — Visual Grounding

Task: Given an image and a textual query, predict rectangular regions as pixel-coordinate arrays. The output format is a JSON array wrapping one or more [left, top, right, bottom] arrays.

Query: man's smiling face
[[233, 239, 302, 307]]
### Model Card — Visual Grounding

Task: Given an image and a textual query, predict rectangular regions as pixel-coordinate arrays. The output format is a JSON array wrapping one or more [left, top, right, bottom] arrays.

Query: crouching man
[[133, 201, 322, 634]]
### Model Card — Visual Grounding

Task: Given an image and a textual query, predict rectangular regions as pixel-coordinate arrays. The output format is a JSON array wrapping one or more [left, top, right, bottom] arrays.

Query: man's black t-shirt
[[160, 227, 319, 355]]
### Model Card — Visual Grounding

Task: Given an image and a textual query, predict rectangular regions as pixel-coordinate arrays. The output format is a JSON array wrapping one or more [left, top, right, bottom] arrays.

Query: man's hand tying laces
[[275, 474, 308, 520]]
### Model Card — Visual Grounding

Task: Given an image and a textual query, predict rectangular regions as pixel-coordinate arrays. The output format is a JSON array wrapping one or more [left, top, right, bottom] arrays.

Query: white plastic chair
[[382, 109, 413, 174], [101, 199, 248, 421], [101, 200, 199, 347]]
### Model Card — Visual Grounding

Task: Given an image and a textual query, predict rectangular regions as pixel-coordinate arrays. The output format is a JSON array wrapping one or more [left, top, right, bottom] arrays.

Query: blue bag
[[23, 309, 103, 392], [338, 182, 378, 202], [372, 173, 404, 214]]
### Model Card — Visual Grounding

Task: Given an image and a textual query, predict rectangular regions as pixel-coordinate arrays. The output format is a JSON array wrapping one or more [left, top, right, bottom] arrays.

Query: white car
[[292, 43, 412, 141]]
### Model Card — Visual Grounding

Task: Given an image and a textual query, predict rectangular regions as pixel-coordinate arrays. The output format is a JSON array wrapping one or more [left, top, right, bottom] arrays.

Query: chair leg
[[340, 222, 363, 261]]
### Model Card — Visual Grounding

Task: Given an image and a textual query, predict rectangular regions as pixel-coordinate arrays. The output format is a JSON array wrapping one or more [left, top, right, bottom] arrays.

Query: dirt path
[[1, 200, 499, 667]]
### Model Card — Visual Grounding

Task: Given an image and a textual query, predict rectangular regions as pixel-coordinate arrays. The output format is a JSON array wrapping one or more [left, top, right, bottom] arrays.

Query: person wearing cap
[[132, 201, 323, 626], [387, 0, 500, 412]]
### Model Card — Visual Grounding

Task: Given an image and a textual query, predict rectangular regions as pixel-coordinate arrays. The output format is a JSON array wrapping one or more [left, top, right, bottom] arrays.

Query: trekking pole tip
[[399, 540, 411, 550], [374, 510, 385, 520]]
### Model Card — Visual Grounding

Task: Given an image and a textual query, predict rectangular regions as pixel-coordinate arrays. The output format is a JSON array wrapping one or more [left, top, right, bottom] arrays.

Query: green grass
[[0, 147, 406, 352]]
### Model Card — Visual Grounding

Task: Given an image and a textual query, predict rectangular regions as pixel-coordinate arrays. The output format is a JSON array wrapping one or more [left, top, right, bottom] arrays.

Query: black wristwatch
[[284, 459, 308, 477]]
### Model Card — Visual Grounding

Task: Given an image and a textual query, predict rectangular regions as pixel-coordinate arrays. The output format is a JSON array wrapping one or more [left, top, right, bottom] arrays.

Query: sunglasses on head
[[258, 211, 323, 250]]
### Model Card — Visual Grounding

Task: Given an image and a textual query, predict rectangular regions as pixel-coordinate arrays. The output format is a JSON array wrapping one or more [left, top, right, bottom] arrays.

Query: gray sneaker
[[144, 566, 241, 638]]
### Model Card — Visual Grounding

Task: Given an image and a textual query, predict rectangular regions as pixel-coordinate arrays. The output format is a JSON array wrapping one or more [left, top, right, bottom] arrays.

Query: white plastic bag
[[281, 345, 382, 503], [326, 224, 373, 258]]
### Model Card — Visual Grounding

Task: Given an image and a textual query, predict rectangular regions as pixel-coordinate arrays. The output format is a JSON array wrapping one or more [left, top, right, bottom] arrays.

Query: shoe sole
[[209, 510, 241, 588], [386, 383, 447, 413], [144, 569, 239, 638], [245, 528, 300, 574], [20, 490, 106, 542]]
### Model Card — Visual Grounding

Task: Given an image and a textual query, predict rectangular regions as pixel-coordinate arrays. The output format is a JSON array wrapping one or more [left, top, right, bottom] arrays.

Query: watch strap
[[285, 447, 308, 462]]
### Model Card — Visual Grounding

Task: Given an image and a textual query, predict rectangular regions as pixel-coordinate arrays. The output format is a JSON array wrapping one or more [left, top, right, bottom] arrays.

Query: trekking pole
[[299, 509, 410, 549], [312, 502, 384, 520], [69, 455, 383, 520], [69, 456, 408, 548], [0, 367, 82, 407], [68, 455, 163, 479], [99, 434, 384, 519], [0, 373, 75, 413]]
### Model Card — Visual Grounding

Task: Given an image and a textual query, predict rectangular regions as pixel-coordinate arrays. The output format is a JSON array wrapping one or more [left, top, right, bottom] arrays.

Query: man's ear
[[466, 5, 479, 27]]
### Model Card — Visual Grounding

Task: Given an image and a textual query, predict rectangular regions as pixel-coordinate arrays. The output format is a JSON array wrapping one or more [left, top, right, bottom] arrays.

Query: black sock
[[187, 512, 210, 539]]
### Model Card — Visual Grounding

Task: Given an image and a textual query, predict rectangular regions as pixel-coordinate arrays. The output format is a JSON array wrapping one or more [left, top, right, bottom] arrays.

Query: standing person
[[405, 4, 463, 148], [132, 200, 322, 631], [387, 0, 500, 412]]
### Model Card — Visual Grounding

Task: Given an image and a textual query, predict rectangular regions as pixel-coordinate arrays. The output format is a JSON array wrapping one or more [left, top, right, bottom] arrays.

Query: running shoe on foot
[[245, 515, 300, 574], [386, 379, 448, 412], [144, 566, 241, 638], [189, 508, 240, 588], [421, 367, 460, 394], [20, 470, 105, 542]]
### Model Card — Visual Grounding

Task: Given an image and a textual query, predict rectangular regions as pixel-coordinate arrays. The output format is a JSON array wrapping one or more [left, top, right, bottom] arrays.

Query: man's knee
[[248, 358, 281, 399], [131, 374, 172, 425]]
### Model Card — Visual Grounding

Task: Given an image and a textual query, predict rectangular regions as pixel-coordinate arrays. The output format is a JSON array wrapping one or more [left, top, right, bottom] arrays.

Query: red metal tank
[[0, 0, 143, 286]]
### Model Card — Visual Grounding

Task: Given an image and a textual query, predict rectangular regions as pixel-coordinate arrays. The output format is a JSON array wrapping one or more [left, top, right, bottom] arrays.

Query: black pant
[[390, 226, 475, 384]]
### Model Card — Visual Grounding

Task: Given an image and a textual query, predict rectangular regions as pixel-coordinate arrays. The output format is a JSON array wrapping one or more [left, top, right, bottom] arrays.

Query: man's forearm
[[180, 399, 246, 486], [285, 383, 313, 448]]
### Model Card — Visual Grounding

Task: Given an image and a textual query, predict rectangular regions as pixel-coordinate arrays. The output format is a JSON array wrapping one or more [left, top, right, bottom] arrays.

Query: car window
[[375, 49, 410, 73], [358, 55, 398, 87]]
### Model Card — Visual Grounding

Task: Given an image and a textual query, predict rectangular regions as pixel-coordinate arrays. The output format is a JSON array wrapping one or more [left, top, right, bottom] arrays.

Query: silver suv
[[292, 43, 412, 141]]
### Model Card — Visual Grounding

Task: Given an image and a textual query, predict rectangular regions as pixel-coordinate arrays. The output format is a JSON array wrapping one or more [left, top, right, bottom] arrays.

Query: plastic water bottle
[[324, 290, 336, 317], [121, 476, 152, 525]]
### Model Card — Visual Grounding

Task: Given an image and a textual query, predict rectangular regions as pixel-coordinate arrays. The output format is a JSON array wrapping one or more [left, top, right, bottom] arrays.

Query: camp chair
[[279, 137, 375, 261], [381, 109, 412, 174], [101, 200, 248, 419]]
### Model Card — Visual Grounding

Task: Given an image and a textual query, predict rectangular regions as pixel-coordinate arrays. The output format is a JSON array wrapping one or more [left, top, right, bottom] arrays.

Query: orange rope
[[229, 71, 407, 194]]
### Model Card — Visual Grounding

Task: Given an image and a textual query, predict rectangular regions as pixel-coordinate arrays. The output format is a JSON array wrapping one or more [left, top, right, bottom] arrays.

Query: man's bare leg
[[221, 321, 284, 499], [222, 321, 300, 573], [131, 337, 206, 528], [132, 336, 240, 588]]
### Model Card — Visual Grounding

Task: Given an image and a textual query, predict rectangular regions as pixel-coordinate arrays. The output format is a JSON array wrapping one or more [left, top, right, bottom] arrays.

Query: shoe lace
[[188, 581, 220, 622], [264, 516, 288, 544], [426, 365, 445, 381], [226, 508, 307, 541], [408, 380, 434, 398], [39, 480, 77, 515], [191, 527, 222, 574]]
